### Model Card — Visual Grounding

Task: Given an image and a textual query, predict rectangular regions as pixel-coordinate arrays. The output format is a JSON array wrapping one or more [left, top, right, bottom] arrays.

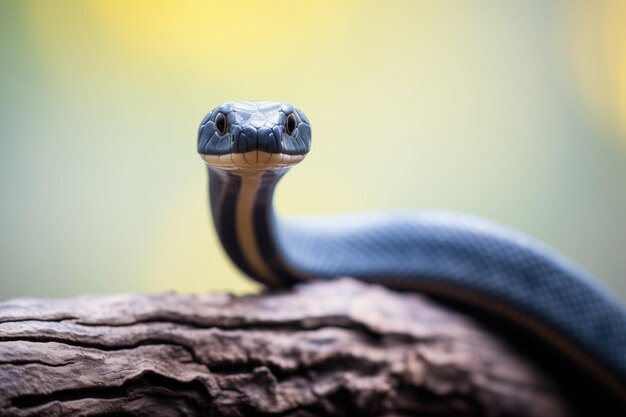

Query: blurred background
[[1, 1, 625, 301]]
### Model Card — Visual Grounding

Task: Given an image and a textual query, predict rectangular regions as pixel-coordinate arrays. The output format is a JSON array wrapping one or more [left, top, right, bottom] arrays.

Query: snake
[[197, 101, 626, 407]]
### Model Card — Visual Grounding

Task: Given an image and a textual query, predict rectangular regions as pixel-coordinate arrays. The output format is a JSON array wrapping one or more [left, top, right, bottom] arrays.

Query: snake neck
[[207, 166, 304, 288]]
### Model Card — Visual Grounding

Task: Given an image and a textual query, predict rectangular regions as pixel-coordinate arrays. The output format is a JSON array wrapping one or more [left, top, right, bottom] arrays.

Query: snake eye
[[285, 113, 297, 136], [215, 112, 228, 136]]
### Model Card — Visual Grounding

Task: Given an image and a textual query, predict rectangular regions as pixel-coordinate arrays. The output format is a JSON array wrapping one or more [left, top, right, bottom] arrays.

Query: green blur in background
[[1, 1, 625, 300]]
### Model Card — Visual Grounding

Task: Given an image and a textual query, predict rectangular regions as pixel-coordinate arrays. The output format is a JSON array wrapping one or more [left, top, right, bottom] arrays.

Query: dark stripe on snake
[[252, 170, 302, 286], [208, 169, 257, 279]]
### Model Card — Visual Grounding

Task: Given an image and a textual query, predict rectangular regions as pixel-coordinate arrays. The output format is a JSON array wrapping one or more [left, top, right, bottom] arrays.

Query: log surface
[[0, 278, 573, 417]]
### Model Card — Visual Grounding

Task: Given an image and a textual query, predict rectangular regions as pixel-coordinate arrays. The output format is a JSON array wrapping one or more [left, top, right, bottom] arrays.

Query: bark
[[0, 278, 575, 417]]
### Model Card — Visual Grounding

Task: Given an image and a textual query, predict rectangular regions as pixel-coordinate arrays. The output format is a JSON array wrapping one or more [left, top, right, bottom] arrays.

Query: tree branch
[[0, 278, 574, 416]]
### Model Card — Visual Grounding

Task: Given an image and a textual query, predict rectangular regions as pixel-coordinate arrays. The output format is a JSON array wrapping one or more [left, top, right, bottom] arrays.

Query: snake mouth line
[[201, 151, 305, 172]]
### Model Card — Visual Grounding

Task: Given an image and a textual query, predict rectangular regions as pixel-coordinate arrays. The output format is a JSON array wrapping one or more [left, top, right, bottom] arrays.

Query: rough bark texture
[[0, 278, 574, 417]]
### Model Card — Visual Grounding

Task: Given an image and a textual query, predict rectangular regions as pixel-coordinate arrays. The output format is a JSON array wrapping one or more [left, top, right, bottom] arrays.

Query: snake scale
[[198, 101, 626, 409]]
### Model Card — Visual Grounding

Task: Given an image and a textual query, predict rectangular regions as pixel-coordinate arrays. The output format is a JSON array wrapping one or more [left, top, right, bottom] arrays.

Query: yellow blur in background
[[1, 1, 625, 300]]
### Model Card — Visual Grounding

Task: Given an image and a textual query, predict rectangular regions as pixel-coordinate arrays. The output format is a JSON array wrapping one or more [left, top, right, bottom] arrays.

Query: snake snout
[[231, 125, 286, 154]]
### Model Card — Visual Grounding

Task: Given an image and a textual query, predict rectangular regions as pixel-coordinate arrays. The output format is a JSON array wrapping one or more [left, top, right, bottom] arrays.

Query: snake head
[[198, 101, 311, 171]]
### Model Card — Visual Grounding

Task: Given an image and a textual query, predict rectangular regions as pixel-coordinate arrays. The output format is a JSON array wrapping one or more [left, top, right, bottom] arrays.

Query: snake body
[[198, 101, 626, 406]]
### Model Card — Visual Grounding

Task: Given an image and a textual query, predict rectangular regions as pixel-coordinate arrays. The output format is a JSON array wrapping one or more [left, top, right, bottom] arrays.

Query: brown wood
[[0, 278, 574, 417]]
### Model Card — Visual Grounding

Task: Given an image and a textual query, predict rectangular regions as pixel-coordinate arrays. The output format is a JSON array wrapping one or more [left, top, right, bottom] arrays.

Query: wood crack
[[11, 371, 212, 411]]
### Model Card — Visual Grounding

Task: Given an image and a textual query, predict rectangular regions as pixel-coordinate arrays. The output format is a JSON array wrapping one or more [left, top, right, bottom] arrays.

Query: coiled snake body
[[198, 101, 626, 407]]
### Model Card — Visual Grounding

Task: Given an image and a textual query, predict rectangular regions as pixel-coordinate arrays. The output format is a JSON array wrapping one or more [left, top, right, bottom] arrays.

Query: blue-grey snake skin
[[198, 101, 626, 409]]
